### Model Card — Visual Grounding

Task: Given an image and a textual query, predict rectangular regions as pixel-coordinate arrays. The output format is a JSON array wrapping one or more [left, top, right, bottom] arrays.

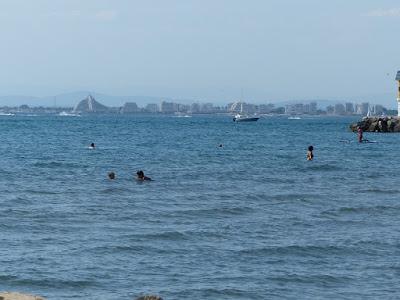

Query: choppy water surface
[[1, 114, 400, 299]]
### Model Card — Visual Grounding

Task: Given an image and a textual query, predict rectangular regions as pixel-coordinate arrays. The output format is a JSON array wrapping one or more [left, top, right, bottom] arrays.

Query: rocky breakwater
[[349, 116, 400, 132]]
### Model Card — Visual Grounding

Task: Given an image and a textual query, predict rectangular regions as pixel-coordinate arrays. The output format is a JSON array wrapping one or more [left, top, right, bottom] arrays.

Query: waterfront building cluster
[[324, 102, 389, 116], [286, 102, 393, 116], [0, 95, 394, 116]]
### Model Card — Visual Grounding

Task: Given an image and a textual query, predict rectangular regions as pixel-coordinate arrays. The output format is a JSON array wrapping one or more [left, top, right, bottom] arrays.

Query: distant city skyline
[[1, 94, 395, 117], [0, 1, 399, 106], [0, 90, 398, 110]]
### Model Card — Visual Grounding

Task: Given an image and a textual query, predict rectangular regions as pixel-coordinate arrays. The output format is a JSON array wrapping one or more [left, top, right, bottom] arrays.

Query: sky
[[0, 0, 400, 105]]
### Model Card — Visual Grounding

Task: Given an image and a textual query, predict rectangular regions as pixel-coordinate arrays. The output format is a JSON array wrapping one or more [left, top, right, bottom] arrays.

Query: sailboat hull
[[233, 117, 259, 122]]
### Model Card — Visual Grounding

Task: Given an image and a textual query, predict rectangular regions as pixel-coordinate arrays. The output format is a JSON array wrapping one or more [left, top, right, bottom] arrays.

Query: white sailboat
[[231, 102, 259, 122], [366, 105, 372, 117]]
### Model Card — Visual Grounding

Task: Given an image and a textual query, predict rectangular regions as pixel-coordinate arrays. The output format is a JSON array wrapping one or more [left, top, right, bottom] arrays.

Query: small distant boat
[[231, 102, 259, 122], [59, 111, 80, 117], [288, 116, 301, 120], [0, 112, 15, 116], [174, 112, 192, 118]]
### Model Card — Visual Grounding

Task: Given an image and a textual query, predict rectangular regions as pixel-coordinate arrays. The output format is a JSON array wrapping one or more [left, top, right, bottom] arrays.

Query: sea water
[[0, 114, 400, 299]]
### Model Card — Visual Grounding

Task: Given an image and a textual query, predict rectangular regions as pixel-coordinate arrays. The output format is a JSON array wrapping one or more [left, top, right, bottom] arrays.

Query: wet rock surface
[[349, 116, 400, 132]]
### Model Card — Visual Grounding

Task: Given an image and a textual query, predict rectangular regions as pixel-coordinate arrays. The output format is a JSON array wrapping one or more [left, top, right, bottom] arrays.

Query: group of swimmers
[[107, 170, 152, 181], [92, 133, 366, 179], [89, 143, 152, 181]]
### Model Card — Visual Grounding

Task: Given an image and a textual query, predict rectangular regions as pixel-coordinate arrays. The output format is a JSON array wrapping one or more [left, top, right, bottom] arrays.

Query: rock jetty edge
[[349, 116, 400, 132]]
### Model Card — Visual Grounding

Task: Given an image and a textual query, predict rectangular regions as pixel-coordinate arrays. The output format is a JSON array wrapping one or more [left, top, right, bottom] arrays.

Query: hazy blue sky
[[0, 0, 400, 104]]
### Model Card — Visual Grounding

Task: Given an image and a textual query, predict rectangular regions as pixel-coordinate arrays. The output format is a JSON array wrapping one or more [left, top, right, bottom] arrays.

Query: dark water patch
[[236, 244, 359, 257], [269, 193, 321, 203], [171, 206, 254, 218], [122, 230, 189, 241], [177, 288, 253, 299], [32, 161, 88, 169], [268, 273, 352, 285], [23, 189, 60, 195], [0, 276, 96, 289], [0, 274, 19, 281], [306, 164, 344, 171], [275, 153, 298, 160], [363, 173, 381, 179], [5, 196, 32, 204], [360, 188, 400, 195], [86, 244, 148, 255], [253, 177, 297, 184], [99, 187, 134, 194], [319, 205, 400, 218]]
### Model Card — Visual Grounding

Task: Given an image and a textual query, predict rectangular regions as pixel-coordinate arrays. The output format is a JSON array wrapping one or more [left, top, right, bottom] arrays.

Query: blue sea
[[1, 114, 400, 299]]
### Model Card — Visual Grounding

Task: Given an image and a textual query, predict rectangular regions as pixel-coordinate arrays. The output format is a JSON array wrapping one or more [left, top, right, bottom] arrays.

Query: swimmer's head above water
[[108, 172, 115, 180], [136, 170, 151, 181], [307, 145, 314, 161]]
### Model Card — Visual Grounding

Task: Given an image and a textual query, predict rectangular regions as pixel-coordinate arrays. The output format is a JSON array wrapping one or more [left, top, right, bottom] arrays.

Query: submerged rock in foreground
[[0, 292, 45, 300], [349, 116, 400, 132]]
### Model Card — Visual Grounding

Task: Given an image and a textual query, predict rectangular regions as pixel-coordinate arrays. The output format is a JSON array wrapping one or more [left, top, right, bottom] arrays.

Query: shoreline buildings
[[0, 94, 395, 116]]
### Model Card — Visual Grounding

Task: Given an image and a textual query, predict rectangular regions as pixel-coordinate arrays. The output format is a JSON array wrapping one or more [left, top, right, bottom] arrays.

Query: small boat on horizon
[[288, 116, 301, 120], [174, 112, 192, 118], [59, 111, 81, 117]]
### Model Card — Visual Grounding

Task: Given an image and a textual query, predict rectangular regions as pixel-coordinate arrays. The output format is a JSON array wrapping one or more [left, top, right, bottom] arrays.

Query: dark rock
[[350, 116, 400, 132], [368, 121, 378, 132], [381, 119, 388, 132], [389, 120, 396, 132], [394, 123, 400, 132]]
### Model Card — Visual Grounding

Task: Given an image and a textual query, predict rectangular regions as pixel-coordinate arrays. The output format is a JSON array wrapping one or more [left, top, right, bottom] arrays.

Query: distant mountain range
[[0, 91, 397, 109]]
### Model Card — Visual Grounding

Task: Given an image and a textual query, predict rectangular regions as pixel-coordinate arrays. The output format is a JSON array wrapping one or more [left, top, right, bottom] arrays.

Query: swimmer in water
[[136, 170, 151, 181], [90, 142, 95, 149], [108, 172, 115, 180], [218, 144, 223, 148], [357, 127, 363, 143], [307, 145, 314, 161]]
